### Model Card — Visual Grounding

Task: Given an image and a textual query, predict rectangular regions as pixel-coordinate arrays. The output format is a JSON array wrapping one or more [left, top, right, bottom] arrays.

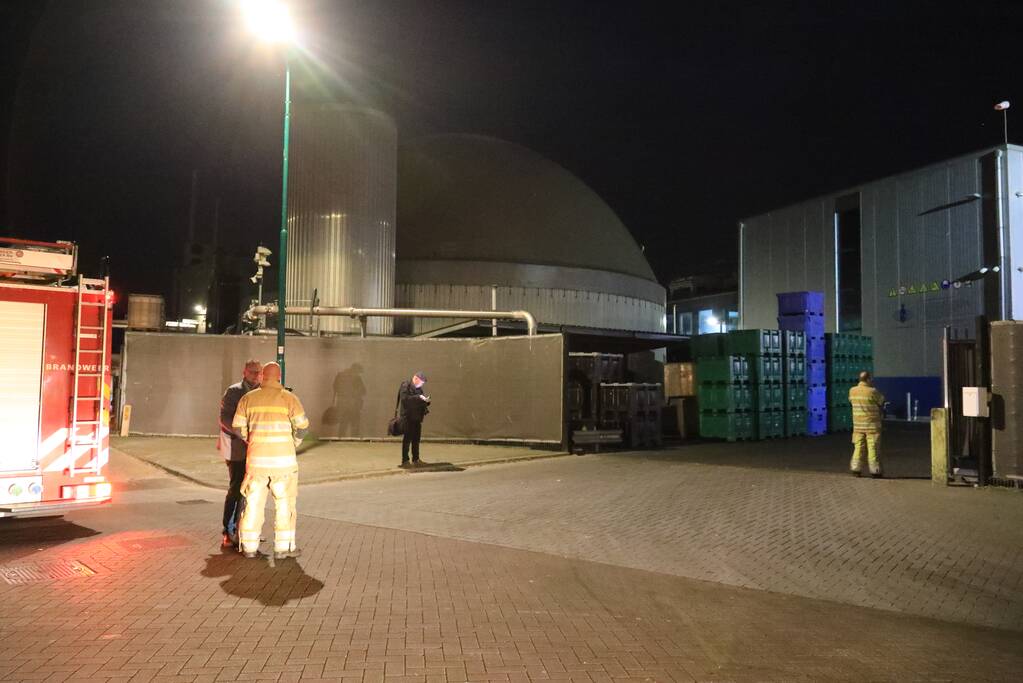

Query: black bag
[[387, 385, 404, 436], [387, 415, 404, 436]]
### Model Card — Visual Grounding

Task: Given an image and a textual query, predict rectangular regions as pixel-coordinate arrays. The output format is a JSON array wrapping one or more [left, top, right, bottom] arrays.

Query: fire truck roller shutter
[[0, 301, 45, 473]]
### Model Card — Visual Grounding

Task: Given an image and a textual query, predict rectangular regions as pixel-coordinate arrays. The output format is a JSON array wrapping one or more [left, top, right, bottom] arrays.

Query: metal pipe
[[247, 304, 539, 336], [491, 284, 498, 337]]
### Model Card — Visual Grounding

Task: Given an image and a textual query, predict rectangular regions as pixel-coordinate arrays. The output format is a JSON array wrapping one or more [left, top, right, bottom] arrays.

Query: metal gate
[[941, 319, 991, 485]]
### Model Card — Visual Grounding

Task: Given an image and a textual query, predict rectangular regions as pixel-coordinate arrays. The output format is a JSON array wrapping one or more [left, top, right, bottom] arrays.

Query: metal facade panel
[[286, 105, 397, 335], [396, 284, 665, 334], [860, 186, 878, 337], [740, 147, 1023, 378], [818, 199, 838, 331], [739, 215, 773, 329], [1007, 148, 1023, 320]]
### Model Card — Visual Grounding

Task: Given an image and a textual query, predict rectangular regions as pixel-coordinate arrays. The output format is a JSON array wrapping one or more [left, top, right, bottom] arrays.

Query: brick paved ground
[[2, 442, 1023, 681], [298, 425, 1023, 632], [111, 437, 565, 487]]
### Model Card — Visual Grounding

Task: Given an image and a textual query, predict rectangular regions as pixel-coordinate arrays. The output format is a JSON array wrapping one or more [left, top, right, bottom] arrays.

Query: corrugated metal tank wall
[[740, 149, 1004, 378], [396, 284, 666, 334], [286, 104, 397, 334]]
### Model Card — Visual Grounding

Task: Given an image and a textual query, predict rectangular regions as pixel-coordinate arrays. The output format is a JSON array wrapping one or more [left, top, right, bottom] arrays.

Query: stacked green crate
[[825, 334, 875, 432], [725, 330, 783, 439], [782, 330, 807, 436], [695, 333, 754, 441]]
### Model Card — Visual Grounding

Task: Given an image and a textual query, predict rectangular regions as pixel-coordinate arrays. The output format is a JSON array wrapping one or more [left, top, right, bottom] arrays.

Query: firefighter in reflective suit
[[232, 362, 310, 559], [849, 371, 885, 478]]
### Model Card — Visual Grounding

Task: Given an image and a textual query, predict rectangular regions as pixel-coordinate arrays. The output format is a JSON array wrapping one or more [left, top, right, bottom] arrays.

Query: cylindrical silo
[[286, 104, 397, 334]]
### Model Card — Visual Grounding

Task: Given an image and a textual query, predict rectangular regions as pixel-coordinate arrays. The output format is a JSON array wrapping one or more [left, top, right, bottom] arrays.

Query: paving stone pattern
[[299, 449, 1023, 632], [3, 495, 1023, 682], [2, 447, 1023, 682]]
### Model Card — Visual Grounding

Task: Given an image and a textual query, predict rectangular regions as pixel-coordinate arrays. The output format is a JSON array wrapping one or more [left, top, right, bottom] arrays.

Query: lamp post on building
[[995, 101, 1010, 145], [241, 0, 296, 380]]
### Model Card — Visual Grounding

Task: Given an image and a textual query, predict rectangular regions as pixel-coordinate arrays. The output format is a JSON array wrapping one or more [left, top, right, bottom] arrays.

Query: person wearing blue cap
[[396, 371, 430, 467]]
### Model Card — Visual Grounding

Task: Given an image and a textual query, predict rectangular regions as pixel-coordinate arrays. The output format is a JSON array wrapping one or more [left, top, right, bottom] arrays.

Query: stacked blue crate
[[777, 291, 827, 436]]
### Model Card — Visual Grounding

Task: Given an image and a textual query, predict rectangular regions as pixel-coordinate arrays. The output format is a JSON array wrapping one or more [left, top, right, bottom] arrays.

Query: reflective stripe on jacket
[[232, 380, 310, 470], [849, 382, 884, 433]]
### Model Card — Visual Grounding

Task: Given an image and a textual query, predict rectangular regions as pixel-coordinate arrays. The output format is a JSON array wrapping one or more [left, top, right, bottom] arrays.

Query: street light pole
[[277, 53, 291, 381], [995, 100, 1010, 146], [240, 0, 296, 380]]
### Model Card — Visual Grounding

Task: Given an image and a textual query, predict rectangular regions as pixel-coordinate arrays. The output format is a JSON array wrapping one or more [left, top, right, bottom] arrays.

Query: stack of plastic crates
[[695, 333, 754, 441], [777, 291, 827, 436], [825, 334, 875, 433], [781, 330, 807, 436], [568, 352, 625, 430], [724, 329, 784, 439], [599, 382, 664, 448]]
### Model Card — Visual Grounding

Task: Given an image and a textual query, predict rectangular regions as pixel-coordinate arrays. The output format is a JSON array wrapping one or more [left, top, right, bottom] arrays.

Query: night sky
[[1, 0, 1020, 305]]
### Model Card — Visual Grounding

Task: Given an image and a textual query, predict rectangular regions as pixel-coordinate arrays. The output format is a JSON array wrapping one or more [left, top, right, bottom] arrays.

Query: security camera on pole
[[250, 245, 272, 328]]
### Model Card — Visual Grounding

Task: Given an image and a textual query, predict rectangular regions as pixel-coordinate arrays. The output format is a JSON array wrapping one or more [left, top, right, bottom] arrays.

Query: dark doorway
[[835, 193, 862, 333]]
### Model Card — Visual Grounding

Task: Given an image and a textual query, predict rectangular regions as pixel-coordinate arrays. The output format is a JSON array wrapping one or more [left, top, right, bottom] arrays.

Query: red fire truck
[[0, 237, 113, 517]]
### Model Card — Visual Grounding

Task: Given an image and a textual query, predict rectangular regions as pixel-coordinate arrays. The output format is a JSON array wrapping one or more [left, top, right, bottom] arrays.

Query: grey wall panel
[[991, 321, 1023, 478], [1008, 148, 1023, 320], [741, 146, 1023, 379], [860, 186, 879, 336], [396, 284, 665, 334], [396, 260, 664, 304], [123, 332, 565, 443], [739, 215, 774, 329], [286, 105, 397, 334]]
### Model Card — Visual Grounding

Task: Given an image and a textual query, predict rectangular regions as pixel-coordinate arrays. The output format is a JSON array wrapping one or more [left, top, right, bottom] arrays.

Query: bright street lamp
[[994, 100, 1010, 146], [242, 0, 295, 43], [241, 0, 295, 381]]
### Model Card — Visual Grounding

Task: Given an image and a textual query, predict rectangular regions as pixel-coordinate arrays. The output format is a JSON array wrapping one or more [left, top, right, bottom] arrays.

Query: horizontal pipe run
[[247, 304, 538, 336]]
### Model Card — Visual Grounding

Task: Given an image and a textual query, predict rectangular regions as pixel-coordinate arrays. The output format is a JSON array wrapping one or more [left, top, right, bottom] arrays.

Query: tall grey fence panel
[[991, 321, 1023, 479], [122, 333, 564, 443]]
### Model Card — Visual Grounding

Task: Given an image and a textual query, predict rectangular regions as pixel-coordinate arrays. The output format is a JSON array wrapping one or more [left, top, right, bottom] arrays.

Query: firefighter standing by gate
[[232, 362, 310, 559], [849, 371, 885, 478]]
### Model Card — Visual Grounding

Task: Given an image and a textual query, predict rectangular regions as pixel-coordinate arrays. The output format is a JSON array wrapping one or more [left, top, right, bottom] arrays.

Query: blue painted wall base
[[872, 376, 941, 420]]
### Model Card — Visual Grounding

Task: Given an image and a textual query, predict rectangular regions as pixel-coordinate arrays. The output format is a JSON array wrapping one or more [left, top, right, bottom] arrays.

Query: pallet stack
[[777, 291, 827, 436], [825, 334, 875, 433], [726, 329, 784, 439], [782, 330, 808, 436], [695, 334, 754, 441], [599, 382, 664, 448], [568, 352, 625, 430]]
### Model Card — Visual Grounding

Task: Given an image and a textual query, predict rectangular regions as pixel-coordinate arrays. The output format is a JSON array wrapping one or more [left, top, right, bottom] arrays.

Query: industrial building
[[739, 144, 1023, 415], [282, 127, 666, 337], [394, 135, 666, 334], [666, 271, 738, 337], [284, 104, 398, 335]]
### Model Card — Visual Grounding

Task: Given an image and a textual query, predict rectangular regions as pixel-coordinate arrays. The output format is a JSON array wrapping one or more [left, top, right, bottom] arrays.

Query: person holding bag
[[396, 371, 430, 468]]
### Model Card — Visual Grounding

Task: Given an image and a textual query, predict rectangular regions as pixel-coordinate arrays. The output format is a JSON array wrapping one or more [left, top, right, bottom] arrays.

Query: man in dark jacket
[[219, 359, 261, 547], [398, 371, 430, 467]]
